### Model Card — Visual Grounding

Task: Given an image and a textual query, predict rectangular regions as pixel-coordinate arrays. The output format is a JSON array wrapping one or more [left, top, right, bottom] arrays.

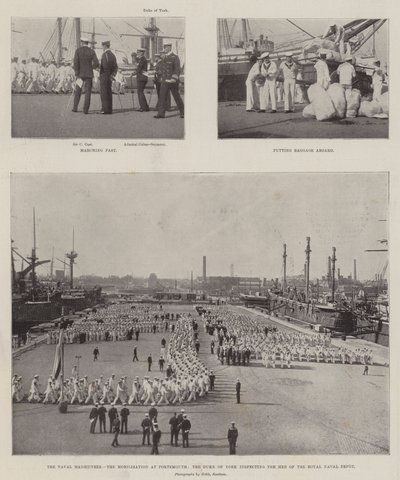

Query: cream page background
[[0, 0, 399, 479]]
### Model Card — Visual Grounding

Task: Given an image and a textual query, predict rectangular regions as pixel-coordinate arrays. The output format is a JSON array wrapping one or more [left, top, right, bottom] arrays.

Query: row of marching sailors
[[13, 370, 211, 406], [261, 344, 374, 368], [45, 317, 175, 344], [11, 57, 126, 95]]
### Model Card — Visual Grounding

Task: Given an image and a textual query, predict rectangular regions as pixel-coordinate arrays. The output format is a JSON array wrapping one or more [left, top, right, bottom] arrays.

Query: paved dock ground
[[12, 305, 389, 455], [218, 102, 388, 139], [12, 93, 184, 139]]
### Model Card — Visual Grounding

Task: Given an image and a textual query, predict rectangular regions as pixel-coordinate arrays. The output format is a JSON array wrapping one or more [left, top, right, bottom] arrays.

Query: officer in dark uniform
[[72, 36, 99, 114], [89, 403, 98, 433], [136, 48, 149, 112], [141, 413, 152, 445], [181, 414, 191, 448], [98, 404, 107, 433], [236, 378, 241, 404], [111, 412, 121, 447], [227, 421, 239, 454], [169, 412, 179, 446], [154, 52, 171, 110], [209, 371, 215, 391], [120, 403, 130, 434], [154, 43, 184, 119], [151, 423, 162, 454], [99, 40, 118, 114], [108, 405, 117, 433]]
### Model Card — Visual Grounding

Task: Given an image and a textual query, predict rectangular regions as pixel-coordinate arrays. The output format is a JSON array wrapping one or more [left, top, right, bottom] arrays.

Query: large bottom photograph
[[11, 172, 389, 455]]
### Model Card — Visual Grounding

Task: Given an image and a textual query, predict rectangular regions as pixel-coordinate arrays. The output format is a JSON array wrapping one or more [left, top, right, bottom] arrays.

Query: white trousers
[[284, 79, 296, 111], [260, 80, 277, 110], [246, 80, 261, 110]]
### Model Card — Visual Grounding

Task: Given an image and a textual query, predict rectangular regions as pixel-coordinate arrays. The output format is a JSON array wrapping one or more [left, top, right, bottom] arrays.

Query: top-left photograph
[[11, 17, 185, 139]]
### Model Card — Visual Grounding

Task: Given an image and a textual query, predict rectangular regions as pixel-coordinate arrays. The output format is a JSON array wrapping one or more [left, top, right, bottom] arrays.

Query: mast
[[28, 208, 38, 290], [57, 18, 63, 65], [50, 247, 54, 280], [241, 19, 248, 44], [331, 247, 337, 302], [305, 237, 311, 302], [74, 18, 81, 51], [282, 243, 287, 293], [66, 227, 78, 289], [91, 18, 96, 49]]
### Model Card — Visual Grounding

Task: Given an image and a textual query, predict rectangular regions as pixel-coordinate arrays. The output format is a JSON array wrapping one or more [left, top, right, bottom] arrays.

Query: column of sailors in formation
[[11, 57, 126, 95], [12, 310, 212, 406], [202, 307, 375, 369]]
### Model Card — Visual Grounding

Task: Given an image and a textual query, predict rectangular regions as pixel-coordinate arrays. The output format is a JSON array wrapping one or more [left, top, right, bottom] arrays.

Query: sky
[[11, 173, 388, 281], [223, 18, 388, 65], [11, 17, 185, 61]]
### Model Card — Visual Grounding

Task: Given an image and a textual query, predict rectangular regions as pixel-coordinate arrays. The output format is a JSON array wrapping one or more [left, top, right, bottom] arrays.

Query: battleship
[[218, 19, 387, 101], [241, 239, 389, 346], [11, 210, 102, 334]]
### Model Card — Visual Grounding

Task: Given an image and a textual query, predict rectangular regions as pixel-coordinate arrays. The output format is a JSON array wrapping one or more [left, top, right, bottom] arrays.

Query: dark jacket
[[227, 426, 238, 442], [181, 419, 191, 433], [149, 407, 158, 421], [112, 417, 121, 433], [141, 417, 152, 431], [108, 406, 117, 419], [136, 56, 148, 82], [100, 50, 118, 78], [236, 381, 241, 393], [73, 45, 99, 78], [159, 53, 181, 82], [89, 407, 98, 419], [98, 406, 107, 418], [169, 415, 179, 431], [120, 407, 130, 419], [152, 429, 162, 445]]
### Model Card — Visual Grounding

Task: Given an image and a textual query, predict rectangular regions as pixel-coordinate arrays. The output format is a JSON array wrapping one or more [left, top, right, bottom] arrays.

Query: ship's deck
[[12, 93, 184, 139], [218, 102, 388, 139]]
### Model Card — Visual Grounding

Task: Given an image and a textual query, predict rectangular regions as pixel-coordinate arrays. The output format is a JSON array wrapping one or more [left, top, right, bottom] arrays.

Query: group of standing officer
[[72, 37, 184, 117]]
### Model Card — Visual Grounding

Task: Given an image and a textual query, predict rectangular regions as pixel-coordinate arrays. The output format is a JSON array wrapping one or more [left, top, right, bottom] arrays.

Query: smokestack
[[230, 263, 234, 277], [190, 271, 193, 292], [305, 237, 311, 302], [203, 256, 207, 283], [328, 256, 332, 279], [353, 259, 357, 282]]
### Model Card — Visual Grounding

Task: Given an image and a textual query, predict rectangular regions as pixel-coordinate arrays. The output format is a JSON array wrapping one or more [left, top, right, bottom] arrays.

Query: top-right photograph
[[218, 19, 388, 139]]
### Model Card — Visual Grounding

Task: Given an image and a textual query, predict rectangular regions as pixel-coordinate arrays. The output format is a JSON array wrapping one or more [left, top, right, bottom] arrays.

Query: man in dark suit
[[141, 413, 152, 445], [89, 403, 98, 433], [72, 36, 99, 114], [136, 48, 149, 112], [99, 40, 118, 115], [169, 412, 179, 446], [111, 413, 121, 447], [120, 403, 130, 434], [154, 53, 171, 110], [108, 405, 117, 433], [98, 404, 107, 433], [154, 43, 184, 119], [227, 421, 239, 454], [236, 378, 241, 404], [151, 423, 162, 454], [181, 414, 191, 448]]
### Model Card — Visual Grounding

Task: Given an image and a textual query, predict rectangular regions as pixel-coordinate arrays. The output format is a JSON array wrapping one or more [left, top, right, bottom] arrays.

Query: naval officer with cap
[[99, 40, 118, 114], [154, 43, 184, 119], [72, 36, 99, 114], [136, 48, 150, 111]]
